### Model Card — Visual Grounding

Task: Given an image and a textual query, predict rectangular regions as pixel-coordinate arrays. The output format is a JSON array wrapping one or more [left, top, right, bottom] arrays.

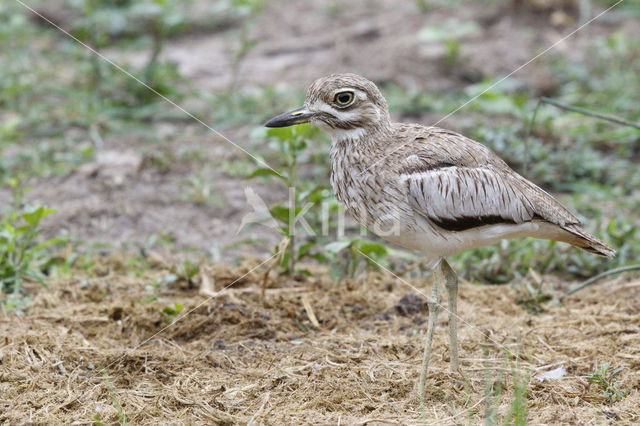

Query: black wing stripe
[[431, 215, 517, 232]]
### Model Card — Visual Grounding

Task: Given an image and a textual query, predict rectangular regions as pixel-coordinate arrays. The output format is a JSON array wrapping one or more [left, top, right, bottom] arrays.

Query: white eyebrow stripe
[[354, 89, 368, 100]]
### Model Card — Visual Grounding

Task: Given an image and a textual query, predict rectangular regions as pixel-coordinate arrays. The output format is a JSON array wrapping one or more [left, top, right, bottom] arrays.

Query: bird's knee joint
[[427, 297, 440, 311]]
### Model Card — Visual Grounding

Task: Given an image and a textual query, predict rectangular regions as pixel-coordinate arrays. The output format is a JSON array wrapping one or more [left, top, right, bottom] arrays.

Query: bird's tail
[[562, 224, 615, 258]]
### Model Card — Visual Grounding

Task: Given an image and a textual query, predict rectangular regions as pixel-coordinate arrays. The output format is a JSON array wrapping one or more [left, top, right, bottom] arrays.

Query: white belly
[[390, 218, 564, 266]]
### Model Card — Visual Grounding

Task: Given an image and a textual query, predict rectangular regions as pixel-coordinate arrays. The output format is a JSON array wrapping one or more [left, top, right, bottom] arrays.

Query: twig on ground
[[539, 97, 640, 129], [564, 265, 640, 296], [524, 96, 640, 174], [261, 237, 289, 300], [302, 294, 321, 328]]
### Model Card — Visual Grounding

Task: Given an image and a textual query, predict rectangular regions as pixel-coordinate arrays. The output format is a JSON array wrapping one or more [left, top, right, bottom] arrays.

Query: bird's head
[[265, 73, 390, 142]]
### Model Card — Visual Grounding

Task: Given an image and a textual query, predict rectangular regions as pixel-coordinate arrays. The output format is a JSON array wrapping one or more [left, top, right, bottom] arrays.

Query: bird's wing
[[396, 128, 582, 232], [401, 165, 538, 231]]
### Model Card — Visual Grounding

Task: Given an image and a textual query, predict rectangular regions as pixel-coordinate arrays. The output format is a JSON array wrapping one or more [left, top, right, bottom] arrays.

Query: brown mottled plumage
[[265, 73, 614, 404]]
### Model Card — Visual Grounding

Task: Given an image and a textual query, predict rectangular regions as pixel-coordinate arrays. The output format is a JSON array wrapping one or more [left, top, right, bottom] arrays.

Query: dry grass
[[1, 256, 639, 424]]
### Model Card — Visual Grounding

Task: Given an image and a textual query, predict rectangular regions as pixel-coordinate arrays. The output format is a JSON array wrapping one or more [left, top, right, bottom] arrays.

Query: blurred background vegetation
[[1, 0, 639, 309]]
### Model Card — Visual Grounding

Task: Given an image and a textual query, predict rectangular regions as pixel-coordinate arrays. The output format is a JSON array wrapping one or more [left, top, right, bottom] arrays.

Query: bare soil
[[1, 259, 639, 424]]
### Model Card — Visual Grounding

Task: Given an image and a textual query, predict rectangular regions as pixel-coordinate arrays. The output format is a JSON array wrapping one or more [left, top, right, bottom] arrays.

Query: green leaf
[[140, 294, 158, 303], [297, 269, 312, 277], [309, 253, 329, 263], [610, 366, 625, 379], [0, 224, 16, 238], [292, 139, 308, 152], [32, 236, 67, 252], [297, 241, 314, 258], [24, 269, 49, 289], [266, 126, 294, 140], [21, 206, 56, 226], [269, 205, 290, 224], [163, 306, 176, 315], [417, 19, 480, 42], [247, 167, 284, 180], [358, 241, 388, 258], [329, 262, 345, 281]]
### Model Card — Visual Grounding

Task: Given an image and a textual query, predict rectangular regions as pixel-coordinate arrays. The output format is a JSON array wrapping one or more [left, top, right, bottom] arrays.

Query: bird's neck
[[328, 121, 391, 149], [328, 124, 392, 180], [329, 127, 368, 145]]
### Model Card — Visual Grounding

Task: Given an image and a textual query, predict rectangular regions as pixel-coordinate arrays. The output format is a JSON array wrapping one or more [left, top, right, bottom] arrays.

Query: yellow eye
[[334, 91, 355, 106]]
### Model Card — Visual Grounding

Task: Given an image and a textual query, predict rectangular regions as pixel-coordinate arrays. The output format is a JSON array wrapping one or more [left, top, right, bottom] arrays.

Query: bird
[[264, 73, 614, 406]]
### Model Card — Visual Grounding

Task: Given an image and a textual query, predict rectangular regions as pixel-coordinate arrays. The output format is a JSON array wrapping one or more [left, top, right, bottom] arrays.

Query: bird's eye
[[334, 91, 355, 107]]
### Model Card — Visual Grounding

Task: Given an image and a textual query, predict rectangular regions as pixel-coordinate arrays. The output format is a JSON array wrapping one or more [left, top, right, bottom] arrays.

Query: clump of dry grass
[[1, 256, 638, 424]]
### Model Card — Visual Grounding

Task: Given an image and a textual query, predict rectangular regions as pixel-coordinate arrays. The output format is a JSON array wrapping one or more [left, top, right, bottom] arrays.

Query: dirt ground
[[1, 258, 639, 424], [2, 0, 640, 424]]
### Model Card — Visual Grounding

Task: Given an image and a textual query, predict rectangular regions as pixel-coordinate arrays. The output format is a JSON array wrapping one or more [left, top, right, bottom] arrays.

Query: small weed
[[587, 362, 629, 404], [417, 19, 480, 67], [414, 0, 430, 13], [124, 233, 174, 277], [99, 366, 129, 426], [180, 171, 221, 206], [228, 0, 265, 90], [174, 259, 200, 286], [140, 273, 178, 303], [482, 344, 530, 425], [1, 181, 65, 307], [514, 270, 555, 314], [503, 353, 529, 425], [160, 302, 183, 324], [324, 238, 389, 281]]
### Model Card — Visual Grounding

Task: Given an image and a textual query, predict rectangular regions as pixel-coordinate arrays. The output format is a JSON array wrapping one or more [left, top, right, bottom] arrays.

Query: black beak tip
[[264, 106, 313, 128], [264, 117, 281, 128]]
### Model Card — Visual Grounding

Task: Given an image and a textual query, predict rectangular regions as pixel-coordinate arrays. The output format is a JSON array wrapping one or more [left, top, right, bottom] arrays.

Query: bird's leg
[[441, 259, 459, 372], [419, 265, 442, 411]]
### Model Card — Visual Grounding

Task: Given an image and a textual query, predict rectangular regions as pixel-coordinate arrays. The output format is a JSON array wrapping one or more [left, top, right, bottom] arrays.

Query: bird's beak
[[265, 106, 315, 128]]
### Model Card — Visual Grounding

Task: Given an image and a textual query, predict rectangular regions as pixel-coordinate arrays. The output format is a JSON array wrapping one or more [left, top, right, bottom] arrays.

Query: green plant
[[248, 124, 325, 274], [72, 0, 190, 95], [324, 238, 390, 281], [228, 0, 265, 90], [140, 273, 178, 303], [514, 270, 555, 314], [414, 0, 430, 13], [160, 302, 183, 323], [482, 344, 506, 425], [481, 345, 530, 425], [417, 19, 480, 67], [99, 366, 129, 426], [587, 362, 629, 404], [174, 259, 200, 286], [0, 181, 64, 301], [503, 356, 529, 425], [180, 171, 221, 206]]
